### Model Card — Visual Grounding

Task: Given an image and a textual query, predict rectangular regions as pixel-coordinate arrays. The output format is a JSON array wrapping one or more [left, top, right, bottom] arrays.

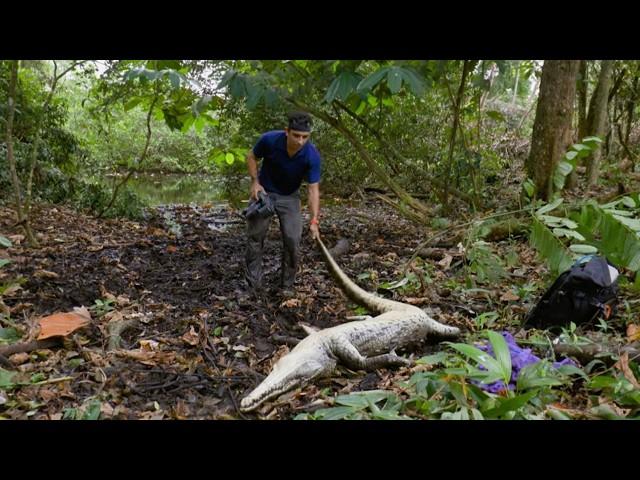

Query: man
[[244, 111, 321, 295]]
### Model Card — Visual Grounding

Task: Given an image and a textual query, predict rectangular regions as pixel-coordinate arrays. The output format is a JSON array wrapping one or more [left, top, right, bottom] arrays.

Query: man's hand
[[250, 181, 265, 201], [309, 221, 320, 241]]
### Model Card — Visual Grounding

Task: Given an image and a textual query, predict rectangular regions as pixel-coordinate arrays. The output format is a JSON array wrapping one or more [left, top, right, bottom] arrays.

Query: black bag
[[242, 191, 275, 220], [524, 255, 619, 330]]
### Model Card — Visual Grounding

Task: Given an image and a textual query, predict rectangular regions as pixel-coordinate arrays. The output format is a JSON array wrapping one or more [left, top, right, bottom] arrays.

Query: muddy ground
[[1, 198, 534, 419]]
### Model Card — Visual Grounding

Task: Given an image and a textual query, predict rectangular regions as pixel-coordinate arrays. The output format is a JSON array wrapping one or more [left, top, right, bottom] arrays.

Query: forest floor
[[0, 192, 635, 420]]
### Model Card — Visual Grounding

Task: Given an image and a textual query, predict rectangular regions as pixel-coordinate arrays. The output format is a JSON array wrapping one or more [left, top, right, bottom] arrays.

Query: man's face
[[285, 128, 310, 154]]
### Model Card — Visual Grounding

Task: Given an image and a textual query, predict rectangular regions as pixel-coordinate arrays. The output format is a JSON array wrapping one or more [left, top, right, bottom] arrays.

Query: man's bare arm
[[308, 182, 320, 239], [247, 150, 265, 200]]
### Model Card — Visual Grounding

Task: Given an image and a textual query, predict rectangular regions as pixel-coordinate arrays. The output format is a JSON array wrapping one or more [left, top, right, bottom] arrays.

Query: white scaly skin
[[239, 238, 460, 412]]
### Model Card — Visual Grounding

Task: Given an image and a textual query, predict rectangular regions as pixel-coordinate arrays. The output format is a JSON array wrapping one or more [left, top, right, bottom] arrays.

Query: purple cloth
[[474, 331, 575, 393]]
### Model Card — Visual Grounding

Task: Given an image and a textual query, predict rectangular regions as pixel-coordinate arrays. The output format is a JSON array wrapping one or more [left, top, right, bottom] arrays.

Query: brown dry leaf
[[172, 399, 191, 419], [500, 291, 520, 302], [280, 298, 301, 308], [9, 352, 29, 365], [37, 307, 92, 340], [87, 245, 104, 252], [34, 269, 60, 279], [181, 326, 200, 346], [403, 297, 430, 306], [38, 388, 58, 403], [166, 245, 177, 253], [116, 295, 130, 307], [614, 352, 640, 389], [139, 339, 160, 351], [8, 234, 24, 245], [437, 254, 453, 270], [139, 411, 165, 420], [626, 324, 640, 342]]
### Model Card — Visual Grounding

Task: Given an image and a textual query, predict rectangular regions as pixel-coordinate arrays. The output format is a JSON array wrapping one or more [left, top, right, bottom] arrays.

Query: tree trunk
[[443, 60, 473, 209], [526, 60, 580, 201], [577, 60, 589, 140], [4, 60, 38, 247], [512, 61, 520, 106], [586, 60, 615, 186]]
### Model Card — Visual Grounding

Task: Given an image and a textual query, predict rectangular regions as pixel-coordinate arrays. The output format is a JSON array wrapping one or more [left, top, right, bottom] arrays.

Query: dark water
[[127, 173, 248, 207]]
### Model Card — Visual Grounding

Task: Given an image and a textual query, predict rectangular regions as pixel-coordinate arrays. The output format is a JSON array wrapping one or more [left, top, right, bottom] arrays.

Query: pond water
[[127, 173, 248, 208]]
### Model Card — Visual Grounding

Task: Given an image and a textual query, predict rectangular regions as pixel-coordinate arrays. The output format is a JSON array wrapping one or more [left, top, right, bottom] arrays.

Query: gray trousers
[[245, 191, 302, 289]]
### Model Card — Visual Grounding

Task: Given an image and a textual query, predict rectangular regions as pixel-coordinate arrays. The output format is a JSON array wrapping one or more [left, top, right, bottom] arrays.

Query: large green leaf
[[486, 331, 512, 385], [529, 216, 574, 274], [482, 390, 538, 418], [357, 67, 391, 94], [0, 259, 11, 268], [536, 198, 563, 216], [387, 67, 403, 94], [400, 68, 426, 97], [324, 71, 363, 103], [0, 235, 11, 248], [447, 342, 503, 377], [578, 205, 640, 272]]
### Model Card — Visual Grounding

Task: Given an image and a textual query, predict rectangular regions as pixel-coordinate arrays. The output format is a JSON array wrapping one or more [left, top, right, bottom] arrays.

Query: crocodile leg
[[333, 338, 411, 370]]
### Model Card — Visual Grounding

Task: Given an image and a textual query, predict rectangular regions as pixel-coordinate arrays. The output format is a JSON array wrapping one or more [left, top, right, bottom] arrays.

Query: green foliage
[[575, 198, 640, 272], [89, 298, 115, 317], [553, 136, 603, 192], [296, 390, 410, 420], [465, 240, 507, 284], [529, 199, 584, 274], [62, 399, 103, 420], [0, 327, 21, 345]]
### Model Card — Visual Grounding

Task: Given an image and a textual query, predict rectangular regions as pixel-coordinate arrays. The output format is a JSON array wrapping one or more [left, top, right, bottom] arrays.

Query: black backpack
[[524, 255, 619, 330]]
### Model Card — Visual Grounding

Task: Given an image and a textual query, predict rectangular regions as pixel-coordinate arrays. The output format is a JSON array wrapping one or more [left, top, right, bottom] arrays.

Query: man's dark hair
[[287, 111, 313, 132]]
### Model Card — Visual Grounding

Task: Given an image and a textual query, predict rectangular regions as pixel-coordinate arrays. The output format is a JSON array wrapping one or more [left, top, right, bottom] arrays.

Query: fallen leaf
[[232, 344, 250, 352], [500, 291, 520, 302], [34, 269, 60, 279], [403, 297, 430, 306], [87, 245, 104, 252], [8, 234, 24, 245], [166, 245, 177, 253], [280, 298, 301, 308], [9, 352, 29, 365], [437, 254, 453, 270], [615, 352, 640, 388], [181, 326, 200, 346], [626, 324, 640, 342], [39, 389, 57, 402], [100, 402, 115, 418], [139, 339, 160, 351], [37, 307, 92, 340]]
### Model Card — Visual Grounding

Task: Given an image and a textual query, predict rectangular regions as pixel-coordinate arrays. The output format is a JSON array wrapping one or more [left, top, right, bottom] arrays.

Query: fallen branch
[[0, 338, 62, 357], [554, 341, 640, 365]]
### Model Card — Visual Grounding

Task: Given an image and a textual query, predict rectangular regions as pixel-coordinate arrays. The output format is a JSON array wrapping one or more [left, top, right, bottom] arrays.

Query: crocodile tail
[[317, 237, 410, 314]]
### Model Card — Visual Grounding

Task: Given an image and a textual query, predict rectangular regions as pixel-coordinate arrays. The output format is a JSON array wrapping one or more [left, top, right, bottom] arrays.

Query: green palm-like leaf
[[487, 331, 512, 385], [356, 67, 391, 94]]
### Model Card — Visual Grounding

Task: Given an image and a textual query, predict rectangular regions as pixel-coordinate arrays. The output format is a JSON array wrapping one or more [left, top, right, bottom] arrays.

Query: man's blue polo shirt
[[253, 130, 321, 196]]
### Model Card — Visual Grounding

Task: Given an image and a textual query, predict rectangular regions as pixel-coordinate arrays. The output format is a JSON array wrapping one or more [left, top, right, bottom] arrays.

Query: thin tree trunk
[[526, 60, 580, 201], [4, 60, 38, 247], [577, 60, 589, 140], [443, 60, 473, 209], [586, 60, 615, 186], [512, 61, 520, 106], [97, 91, 158, 218], [24, 61, 83, 220]]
